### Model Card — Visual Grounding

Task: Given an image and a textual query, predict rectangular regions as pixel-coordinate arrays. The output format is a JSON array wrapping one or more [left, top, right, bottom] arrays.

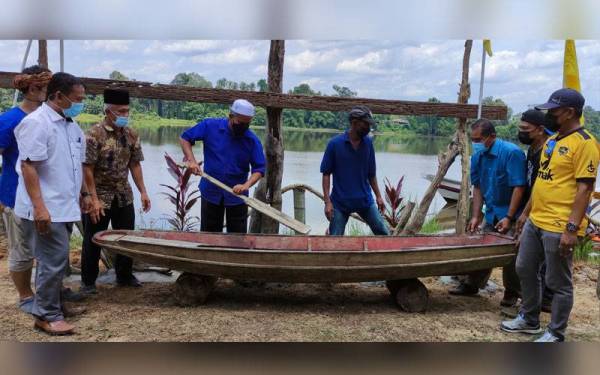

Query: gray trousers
[[517, 219, 573, 339], [22, 220, 73, 322]]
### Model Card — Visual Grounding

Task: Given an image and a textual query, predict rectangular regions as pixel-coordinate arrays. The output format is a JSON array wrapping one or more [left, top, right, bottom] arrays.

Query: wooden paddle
[[178, 163, 311, 234]]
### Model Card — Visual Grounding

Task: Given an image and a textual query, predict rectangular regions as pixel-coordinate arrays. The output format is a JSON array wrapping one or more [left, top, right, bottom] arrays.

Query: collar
[[43, 102, 69, 123], [102, 122, 115, 132]]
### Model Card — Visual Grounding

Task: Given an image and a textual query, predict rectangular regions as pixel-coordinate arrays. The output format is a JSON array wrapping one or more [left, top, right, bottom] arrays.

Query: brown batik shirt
[[84, 123, 144, 208]]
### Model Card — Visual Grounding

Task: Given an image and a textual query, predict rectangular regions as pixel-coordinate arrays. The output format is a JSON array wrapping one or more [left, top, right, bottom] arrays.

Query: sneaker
[[79, 284, 98, 295], [534, 330, 564, 342], [500, 314, 543, 334]]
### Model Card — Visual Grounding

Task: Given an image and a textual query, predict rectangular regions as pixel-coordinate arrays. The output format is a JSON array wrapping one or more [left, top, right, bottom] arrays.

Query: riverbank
[[1, 235, 598, 342], [75, 113, 417, 137]]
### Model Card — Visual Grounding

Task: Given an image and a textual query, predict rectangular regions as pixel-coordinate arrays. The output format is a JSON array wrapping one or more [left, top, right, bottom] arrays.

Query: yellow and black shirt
[[530, 127, 599, 236]]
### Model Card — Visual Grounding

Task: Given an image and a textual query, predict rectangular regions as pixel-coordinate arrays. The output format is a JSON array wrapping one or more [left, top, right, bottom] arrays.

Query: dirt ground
[[0, 234, 598, 342]]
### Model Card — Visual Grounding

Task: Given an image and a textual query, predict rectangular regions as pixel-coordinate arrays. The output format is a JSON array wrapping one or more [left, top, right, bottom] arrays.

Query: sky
[[1, 39, 599, 113]]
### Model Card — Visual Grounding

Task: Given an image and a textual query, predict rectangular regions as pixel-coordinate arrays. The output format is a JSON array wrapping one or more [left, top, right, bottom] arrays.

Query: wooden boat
[[94, 230, 516, 311], [94, 230, 515, 283], [424, 174, 470, 203]]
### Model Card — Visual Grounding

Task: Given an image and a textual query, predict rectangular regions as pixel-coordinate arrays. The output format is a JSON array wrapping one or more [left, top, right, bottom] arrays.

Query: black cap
[[535, 88, 584, 111], [520, 109, 547, 127], [349, 105, 376, 125], [103, 89, 130, 105]]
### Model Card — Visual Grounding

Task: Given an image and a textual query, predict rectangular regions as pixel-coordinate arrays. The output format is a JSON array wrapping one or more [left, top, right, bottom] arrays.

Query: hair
[[18, 64, 51, 93], [470, 118, 496, 137], [47, 72, 84, 100], [574, 108, 583, 119]]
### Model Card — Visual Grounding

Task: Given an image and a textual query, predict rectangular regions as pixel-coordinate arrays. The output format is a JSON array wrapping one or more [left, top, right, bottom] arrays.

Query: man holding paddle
[[180, 99, 266, 233]]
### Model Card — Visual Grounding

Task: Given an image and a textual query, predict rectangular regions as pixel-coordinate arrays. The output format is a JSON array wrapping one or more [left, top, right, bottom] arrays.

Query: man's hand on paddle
[[559, 231, 578, 257], [185, 160, 203, 176], [324, 200, 334, 221], [90, 198, 105, 224], [232, 182, 250, 195]]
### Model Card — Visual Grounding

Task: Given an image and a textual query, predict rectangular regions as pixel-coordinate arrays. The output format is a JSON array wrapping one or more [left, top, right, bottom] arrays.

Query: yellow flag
[[563, 39, 585, 124], [483, 39, 493, 57]]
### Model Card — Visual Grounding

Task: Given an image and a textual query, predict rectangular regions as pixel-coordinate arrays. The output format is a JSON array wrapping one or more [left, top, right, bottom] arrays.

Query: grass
[[574, 237, 600, 265], [69, 233, 83, 250], [76, 113, 193, 129], [419, 217, 442, 234]]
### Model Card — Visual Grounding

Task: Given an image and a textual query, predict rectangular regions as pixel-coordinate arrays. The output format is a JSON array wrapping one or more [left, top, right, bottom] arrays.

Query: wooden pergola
[[0, 40, 501, 235]]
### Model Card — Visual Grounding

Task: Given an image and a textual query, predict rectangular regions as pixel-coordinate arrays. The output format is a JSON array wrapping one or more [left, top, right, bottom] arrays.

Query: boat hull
[[93, 230, 516, 283]]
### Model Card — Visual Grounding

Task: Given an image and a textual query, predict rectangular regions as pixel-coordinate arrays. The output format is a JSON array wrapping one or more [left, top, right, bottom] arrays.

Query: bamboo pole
[[455, 40, 474, 235]]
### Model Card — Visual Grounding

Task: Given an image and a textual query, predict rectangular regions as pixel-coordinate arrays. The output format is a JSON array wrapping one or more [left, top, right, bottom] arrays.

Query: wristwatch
[[566, 222, 579, 233], [505, 215, 515, 223]]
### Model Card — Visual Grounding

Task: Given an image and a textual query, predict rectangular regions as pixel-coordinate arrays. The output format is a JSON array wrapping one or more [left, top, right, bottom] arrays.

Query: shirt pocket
[[69, 141, 83, 163]]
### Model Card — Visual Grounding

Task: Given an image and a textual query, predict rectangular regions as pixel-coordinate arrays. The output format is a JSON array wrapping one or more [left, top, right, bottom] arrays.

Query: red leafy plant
[[383, 176, 405, 228], [161, 152, 201, 231]]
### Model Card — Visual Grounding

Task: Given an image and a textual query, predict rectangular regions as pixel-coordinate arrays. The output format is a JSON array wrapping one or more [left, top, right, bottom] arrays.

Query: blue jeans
[[329, 204, 390, 235]]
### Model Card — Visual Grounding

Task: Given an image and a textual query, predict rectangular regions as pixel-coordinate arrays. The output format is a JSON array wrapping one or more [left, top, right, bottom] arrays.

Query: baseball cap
[[535, 88, 585, 112], [348, 105, 376, 125]]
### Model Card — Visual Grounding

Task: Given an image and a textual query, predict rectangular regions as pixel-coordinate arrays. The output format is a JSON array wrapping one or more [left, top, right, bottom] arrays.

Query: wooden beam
[[0, 71, 507, 119]]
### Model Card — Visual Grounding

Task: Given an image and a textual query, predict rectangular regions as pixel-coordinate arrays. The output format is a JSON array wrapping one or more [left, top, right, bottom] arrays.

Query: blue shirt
[[320, 132, 376, 213], [0, 107, 27, 208], [470, 139, 526, 224], [181, 118, 266, 206]]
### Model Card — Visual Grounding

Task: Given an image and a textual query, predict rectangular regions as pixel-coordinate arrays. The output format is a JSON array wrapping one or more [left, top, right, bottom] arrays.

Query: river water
[[130, 127, 462, 234]]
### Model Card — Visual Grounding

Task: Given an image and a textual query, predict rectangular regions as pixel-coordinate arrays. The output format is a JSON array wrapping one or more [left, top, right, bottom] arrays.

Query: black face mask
[[357, 127, 370, 138], [544, 112, 561, 132], [517, 131, 533, 145], [232, 122, 250, 136]]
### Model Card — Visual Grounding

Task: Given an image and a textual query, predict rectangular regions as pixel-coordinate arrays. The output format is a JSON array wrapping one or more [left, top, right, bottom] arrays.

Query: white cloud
[[253, 64, 267, 75], [336, 50, 389, 74], [286, 49, 340, 74], [144, 40, 222, 55], [83, 40, 131, 53], [84, 60, 121, 76], [522, 50, 562, 68], [190, 46, 259, 64]]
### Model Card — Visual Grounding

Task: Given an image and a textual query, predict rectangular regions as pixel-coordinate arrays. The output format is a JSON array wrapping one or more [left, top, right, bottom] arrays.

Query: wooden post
[[392, 201, 415, 235], [250, 40, 285, 234], [293, 188, 306, 224], [401, 40, 473, 236], [38, 40, 48, 69], [455, 40, 473, 235]]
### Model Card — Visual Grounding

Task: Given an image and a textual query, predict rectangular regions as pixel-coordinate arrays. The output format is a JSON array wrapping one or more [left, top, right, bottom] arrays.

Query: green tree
[[109, 70, 129, 81]]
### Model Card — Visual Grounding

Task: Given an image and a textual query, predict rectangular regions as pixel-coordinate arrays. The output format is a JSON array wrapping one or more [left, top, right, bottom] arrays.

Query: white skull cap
[[230, 99, 255, 117]]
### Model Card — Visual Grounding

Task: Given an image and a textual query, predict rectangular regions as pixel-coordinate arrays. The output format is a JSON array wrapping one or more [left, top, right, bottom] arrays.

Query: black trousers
[[200, 199, 248, 233], [81, 198, 135, 286]]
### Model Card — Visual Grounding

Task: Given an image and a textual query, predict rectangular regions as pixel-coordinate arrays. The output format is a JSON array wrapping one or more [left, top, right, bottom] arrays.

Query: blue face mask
[[111, 112, 129, 127], [472, 142, 486, 154], [62, 95, 84, 118], [114, 116, 129, 127]]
